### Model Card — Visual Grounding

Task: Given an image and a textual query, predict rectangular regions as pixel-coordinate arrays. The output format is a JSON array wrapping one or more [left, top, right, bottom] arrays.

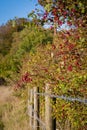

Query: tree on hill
[[0, 18, 29, 56]]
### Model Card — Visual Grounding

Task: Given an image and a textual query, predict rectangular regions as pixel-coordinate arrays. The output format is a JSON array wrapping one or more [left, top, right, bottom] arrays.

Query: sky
[[0, 0, 72, 29], [0, 0, 39, 25]]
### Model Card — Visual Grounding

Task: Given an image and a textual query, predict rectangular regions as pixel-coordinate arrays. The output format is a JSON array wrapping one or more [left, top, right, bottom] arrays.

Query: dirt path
[[0, 86, 14, 104]]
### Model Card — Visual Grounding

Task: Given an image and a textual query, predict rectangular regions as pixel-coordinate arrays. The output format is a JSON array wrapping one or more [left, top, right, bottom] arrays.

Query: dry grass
[[0, 86, 29, 130]]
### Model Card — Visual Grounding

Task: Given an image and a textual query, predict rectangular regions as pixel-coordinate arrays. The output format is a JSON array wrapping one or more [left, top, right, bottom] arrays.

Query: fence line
[[28, 107, 46, 130], [33, 92, 87, 104], [28, 85, 87, 130]]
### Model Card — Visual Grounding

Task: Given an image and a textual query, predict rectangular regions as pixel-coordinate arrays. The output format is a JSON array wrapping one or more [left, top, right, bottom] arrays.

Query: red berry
[[67, 65, 73, 71], [52, 44, 56, 49]]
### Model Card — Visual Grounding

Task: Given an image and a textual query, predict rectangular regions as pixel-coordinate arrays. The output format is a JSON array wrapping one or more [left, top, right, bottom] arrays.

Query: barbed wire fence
[[27, 84, 87, 130]]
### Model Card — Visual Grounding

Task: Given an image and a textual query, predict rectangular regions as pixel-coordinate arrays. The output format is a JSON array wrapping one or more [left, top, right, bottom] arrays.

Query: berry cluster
[[14, 72, 32, 90]]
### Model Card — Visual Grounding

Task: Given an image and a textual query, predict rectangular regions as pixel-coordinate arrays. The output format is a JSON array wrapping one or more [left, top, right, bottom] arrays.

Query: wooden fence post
[[34, 87, 39, 130], [29, 89, 33, 130], [45, 83, 56, 130]]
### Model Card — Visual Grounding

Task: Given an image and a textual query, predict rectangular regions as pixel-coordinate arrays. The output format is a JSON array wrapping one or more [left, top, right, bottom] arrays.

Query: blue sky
[[0, 0, 39, 25]]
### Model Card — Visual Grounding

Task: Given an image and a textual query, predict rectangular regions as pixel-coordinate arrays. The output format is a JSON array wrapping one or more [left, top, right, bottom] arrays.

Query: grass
[[0, 86, 29, 130]]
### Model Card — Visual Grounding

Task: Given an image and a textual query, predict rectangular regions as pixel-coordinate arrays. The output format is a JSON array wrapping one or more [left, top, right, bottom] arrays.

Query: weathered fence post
[[29, 88, 33, 130], [45, 83, 56, 130], [34, 87, 39, 130]]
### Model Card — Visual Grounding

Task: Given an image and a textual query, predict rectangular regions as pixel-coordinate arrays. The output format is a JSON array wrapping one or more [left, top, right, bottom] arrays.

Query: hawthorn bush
[[20, 25, 87, 129], [19, 2, 87, 128]]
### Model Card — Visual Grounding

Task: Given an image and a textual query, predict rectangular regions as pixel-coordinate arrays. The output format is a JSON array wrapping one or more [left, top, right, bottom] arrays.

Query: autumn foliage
[[0, 0, 87, 129]]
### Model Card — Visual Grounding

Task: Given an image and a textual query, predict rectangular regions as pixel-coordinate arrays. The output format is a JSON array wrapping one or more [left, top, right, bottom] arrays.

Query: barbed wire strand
[[33, 92, 87, 104]]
